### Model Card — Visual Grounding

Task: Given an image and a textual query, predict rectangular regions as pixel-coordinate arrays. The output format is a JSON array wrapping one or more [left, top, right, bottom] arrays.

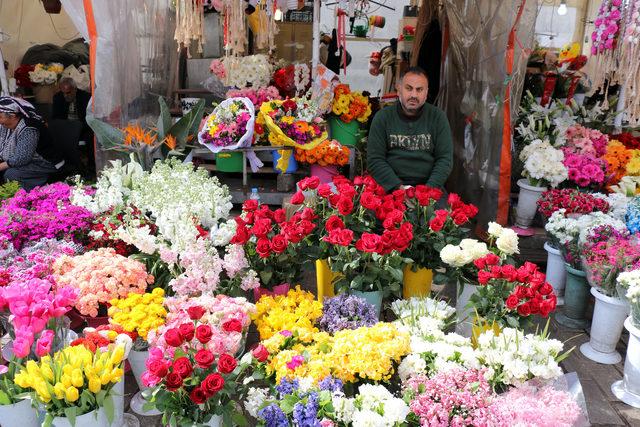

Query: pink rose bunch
[[147, 294, 255, 357], [562, 151, 606, 188], [52, 247, 153, 317], [406, 369, 505, 426], [226, 86, 282, 106], [0, 277, 77, 358], [591, 0, 624, 55]]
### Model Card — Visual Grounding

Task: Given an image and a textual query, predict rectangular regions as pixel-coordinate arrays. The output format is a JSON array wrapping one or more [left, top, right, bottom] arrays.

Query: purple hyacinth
[[275, 378, 299, 397], [317, 376, 343, 393], [258, 404, 289, 427], [317, 293, 378, 334], [292, 392, 320, 427]]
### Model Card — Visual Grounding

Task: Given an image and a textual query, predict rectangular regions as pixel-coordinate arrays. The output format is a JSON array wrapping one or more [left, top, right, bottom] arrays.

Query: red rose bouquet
[[469, 254, 557, 329], [537, 188, 610, 218], [403, 188, 478, 270], [143, 307, 251, 426], [292, 175, 412, 297], [230, 200, 317, 291]]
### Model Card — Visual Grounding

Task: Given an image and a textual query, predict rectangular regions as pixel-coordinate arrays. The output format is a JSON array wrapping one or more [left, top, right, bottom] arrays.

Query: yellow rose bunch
[[263, 323, 410, 384], [108, 288, 167, 341], [14, 344, 125, 418], [252, 286, 323, 340]]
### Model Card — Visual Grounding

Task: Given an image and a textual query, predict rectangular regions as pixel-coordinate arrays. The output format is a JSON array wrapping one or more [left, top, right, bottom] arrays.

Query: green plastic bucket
[[215, 151, 243, 172], [329, 116, 360, 147]]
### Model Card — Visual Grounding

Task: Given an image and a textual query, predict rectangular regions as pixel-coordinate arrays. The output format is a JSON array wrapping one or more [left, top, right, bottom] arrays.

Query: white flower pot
[[112, 375, 125, 426], [127, 349, 162, 416], [544, 242, 566, 305], [51, 407, 108, 427], [580, 287, 630, 364], [612, 317, 640, 408], [455, 282, 478, 338], [515, 179, 547, 228], [0, 398, 39, 427]]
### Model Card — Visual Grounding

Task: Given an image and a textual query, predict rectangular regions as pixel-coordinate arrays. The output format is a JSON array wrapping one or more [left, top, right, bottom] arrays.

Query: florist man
[[367, 66, 453, 194]]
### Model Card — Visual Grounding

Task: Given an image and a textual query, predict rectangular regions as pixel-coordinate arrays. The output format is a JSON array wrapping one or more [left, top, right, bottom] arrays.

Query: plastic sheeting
[[439, 0, 537, 227], [60, 0, 178, 170]]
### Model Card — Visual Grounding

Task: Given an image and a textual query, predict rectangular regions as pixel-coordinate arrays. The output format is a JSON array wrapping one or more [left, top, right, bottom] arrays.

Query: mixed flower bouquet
[[143, 308, 251, 426], [617, 270, 640, 326], [257, 96, 326, 147], [518, 139, 568, 188], [28, 63, 64, 84], [294, 139, 351, 167], [293, 175, 412, 296], [108, 288, 167, 350], [537, 188, 610, 218], [0, 183, 93, 250], [330, 84, 373, 124], [231, 200, 317, 291], [403, 188, 478, 270], [581, 225, 640, 296], [52, 248, 153, 317], [470, 254, 557, 329], [14, 343, 127, 426], [198, 98, 254, 148], [545, 209, 626, 268]]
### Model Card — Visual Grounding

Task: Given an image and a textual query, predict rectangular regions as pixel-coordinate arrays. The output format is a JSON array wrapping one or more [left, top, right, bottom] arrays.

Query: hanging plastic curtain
[[60, 0, 178, 171], [438, 0, 537, 226]]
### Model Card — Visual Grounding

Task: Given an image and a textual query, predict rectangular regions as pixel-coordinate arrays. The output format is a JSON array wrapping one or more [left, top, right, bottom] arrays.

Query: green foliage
[[0, 181, 21, 200]]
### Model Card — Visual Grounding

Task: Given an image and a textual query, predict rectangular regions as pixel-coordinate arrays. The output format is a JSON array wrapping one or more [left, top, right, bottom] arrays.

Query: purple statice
[[317, 376, 343, 393], [275, 378, 299, 397], [318, 293, 378, 334], [258, 404, 290, 427], [0, 183, 93, 250], [292, 392, 320, 427]]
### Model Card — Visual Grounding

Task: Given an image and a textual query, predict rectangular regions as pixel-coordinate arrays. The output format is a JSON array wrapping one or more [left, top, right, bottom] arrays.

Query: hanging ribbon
[[566, 74, 581, 105], [540, 71, 557, 107], [337, 8, 347, 76], [496, 0, 528, 226]]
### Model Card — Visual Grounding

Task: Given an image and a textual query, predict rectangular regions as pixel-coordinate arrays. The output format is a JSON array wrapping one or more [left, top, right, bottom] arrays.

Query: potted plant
[[230, 200, 317, 300], [402, 188, 478, 298], [515, 138, 567, 231], [579, 226, 638, 364], [143, 307, 252, 426], [537, 189, 611, 302], [327, 84, 372, 147], [292, 175, 413, 316], [612, 269, 640, 407], [87, 97, 204, 171]]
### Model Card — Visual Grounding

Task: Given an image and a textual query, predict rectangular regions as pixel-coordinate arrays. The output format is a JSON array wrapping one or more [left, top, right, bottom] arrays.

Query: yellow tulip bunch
[[14, 344, 125, 414], [108, 288, 167, 341], [252, 287, 323, 340]]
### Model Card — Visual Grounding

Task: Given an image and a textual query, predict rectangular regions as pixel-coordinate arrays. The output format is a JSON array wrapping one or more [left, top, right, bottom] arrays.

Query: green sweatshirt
[[367, 102, 453, 192]]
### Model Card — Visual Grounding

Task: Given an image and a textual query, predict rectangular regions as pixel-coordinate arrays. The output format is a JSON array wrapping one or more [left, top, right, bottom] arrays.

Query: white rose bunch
[[487, 222, 520, 255]]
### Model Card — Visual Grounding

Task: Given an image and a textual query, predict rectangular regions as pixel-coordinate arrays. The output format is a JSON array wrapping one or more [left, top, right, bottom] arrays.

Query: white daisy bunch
[[391, 297, 456, 334], [333, 384, 409, 427], [519, 139, 568, 188]]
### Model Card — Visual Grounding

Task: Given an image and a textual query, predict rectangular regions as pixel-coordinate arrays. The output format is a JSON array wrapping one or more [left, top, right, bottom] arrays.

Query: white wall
[[0, 0, 79, 73]]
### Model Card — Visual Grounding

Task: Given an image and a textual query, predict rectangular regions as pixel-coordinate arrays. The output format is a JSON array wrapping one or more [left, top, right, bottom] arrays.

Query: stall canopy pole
[[312, 0, 321, 78], [0, 47, 8, 96]]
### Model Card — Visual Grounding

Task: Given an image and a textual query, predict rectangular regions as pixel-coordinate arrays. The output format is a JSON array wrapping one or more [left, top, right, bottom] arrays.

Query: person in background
[[52, 77, 90, 122], [0, 97, 64, 190], [51, 77, 94, 177], [367, 66, 453, 195]]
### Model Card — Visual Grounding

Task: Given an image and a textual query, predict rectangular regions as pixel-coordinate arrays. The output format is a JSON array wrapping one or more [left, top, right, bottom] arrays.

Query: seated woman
[[0, 97, 64, 190]]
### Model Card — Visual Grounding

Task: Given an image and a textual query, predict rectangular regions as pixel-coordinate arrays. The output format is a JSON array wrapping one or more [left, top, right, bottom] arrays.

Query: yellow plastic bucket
[[402, 265, 433, 299], [316, 259, 338, 302]]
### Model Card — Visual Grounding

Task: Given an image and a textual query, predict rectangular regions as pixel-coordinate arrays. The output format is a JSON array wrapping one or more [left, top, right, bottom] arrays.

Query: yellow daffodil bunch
[[14, 344, 126, 421], [108, 288, 167, 342], [262, 323, 410, 385], [252, 287, 323, 340]]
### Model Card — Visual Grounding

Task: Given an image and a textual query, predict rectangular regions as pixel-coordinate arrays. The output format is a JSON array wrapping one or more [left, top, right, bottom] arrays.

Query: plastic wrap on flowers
[[198, 97, 263, 172], [259, 99, 328, 172], [626, 196, 640, 234]]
